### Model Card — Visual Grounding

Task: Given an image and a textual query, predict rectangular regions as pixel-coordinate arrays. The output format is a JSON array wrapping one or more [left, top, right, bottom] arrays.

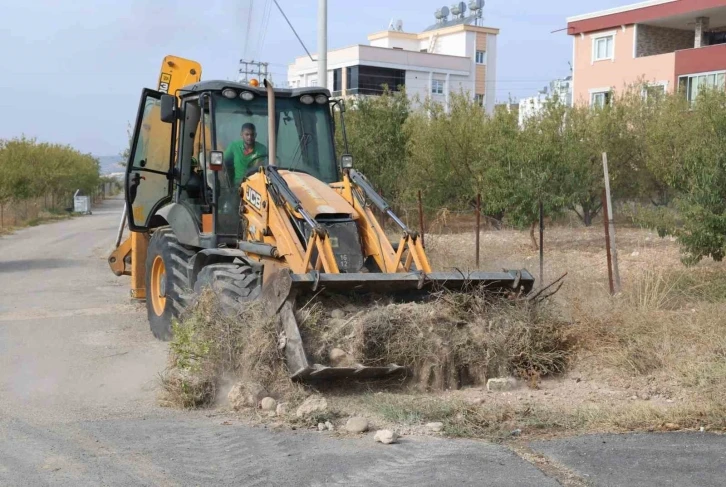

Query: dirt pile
[[161, 288, 573, 408], [297, 292, 572, 390]]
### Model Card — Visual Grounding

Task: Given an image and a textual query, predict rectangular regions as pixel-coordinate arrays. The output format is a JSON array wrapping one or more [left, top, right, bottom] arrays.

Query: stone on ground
[[374, 430, 398, 445], [426, 422, 444, 433], [296, 396, 328, 418], [260, 397, 277, 411], [345, 417, 369, 433], [486, 377, 517, 392], [276, 403, 287, 416], [330, 309, 346, 319]]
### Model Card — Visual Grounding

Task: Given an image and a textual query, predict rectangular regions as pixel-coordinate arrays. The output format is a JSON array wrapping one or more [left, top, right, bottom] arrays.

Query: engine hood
[[280, 171, 358, 219]]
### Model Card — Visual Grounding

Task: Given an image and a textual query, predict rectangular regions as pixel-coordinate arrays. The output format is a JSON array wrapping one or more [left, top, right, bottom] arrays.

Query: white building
[[518, 76, 573, 126], [287, 13, 499, 113]]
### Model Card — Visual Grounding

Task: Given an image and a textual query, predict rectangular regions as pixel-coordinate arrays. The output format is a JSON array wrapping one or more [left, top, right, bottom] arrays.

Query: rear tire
[[145, 227, 196, 341], [193, 263, 262, 314]]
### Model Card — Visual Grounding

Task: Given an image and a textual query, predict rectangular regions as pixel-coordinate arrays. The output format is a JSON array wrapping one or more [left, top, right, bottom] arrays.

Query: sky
[[0, 0, 628, 156]]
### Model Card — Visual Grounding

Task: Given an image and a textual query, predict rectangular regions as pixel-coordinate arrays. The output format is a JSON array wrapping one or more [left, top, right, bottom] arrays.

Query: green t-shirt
[[224, 140, 268, 187]]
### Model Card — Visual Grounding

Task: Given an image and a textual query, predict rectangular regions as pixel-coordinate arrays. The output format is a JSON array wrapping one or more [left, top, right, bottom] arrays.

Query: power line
[[243, 0, 254, 59], [258, 0, 273, 54], [272, 0, 315, 62]]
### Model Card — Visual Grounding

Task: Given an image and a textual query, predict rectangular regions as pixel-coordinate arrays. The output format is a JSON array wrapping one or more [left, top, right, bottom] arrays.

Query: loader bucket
[[262, 268, 535, 381]]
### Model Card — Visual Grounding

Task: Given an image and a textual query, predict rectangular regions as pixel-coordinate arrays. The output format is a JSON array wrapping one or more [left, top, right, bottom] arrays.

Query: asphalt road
[[0, 197, 724, 486]]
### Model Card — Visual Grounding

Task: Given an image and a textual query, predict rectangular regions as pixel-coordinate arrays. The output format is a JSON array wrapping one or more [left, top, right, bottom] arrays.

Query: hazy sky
[[1, 0, 626, 156]]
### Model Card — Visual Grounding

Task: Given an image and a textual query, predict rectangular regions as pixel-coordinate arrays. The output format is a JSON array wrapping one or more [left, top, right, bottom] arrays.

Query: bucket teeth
[[292, 364, 407, 381]]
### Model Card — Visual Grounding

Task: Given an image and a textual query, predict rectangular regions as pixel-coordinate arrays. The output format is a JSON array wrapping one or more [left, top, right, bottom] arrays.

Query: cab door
[[125, 89, 176, 231]]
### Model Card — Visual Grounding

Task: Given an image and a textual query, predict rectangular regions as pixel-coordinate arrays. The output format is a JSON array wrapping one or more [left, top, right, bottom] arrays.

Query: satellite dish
[[435, 9, 443, 20], [396, 19, 403, 31], [451, 3, 460, 16], [441, 6, 450, 18], [459, 2, 467, 16]]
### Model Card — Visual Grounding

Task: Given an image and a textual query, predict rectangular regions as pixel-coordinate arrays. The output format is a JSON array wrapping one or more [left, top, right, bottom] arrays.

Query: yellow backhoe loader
[[110, 55, 535, 380]]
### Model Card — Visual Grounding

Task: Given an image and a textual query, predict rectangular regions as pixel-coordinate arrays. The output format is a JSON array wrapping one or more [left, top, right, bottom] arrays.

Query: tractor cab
[[124, 81, 340, 248]]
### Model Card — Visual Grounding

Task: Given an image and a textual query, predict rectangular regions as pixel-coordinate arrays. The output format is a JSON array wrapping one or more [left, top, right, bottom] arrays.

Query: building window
[[678, 71, 726, 103], [432, 79, 445, 95], [333, 68, 342, 92], [642, 82, 667, 100], [475, 94, 485, 105], [590, 90, 612, 108], [592, 34, 614, 62], [345, 65, 405, 95], [475, 51, 486, 65], [308, 78, 318, 87]]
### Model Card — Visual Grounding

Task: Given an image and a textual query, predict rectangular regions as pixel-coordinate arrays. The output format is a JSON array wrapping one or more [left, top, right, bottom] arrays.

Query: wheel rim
[[150, 255, 167, 316]]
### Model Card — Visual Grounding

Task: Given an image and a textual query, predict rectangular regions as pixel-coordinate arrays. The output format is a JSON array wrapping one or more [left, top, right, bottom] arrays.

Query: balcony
[[675, 43, 726, 77]]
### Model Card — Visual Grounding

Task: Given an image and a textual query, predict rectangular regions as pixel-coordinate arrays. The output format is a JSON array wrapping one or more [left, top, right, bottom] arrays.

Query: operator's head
[[241, 123, 257, 147]]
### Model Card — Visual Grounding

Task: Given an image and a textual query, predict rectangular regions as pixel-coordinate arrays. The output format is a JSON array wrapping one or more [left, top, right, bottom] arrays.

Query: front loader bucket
[[262, 268, 535, 381]]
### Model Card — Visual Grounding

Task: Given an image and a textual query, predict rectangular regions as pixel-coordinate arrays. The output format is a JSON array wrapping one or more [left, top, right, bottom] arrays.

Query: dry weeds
[[162, 221, 726, 440]]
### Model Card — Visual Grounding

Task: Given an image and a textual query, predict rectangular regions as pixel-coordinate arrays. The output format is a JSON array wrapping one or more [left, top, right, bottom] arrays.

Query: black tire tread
[[193, 263, 261, 315], [145, 227, 195, 340]]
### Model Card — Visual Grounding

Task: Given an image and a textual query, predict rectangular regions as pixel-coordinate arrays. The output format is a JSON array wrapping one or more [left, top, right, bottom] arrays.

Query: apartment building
[[567, 0, 726, 106], [287, 5, 499, 113]]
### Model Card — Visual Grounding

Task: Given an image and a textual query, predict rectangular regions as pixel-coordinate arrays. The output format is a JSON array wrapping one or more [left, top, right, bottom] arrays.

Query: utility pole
[[318, 0, 327, 88]]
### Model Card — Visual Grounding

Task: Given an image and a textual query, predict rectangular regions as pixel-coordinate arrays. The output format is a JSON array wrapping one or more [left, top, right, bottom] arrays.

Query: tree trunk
[[583, 206, 593, 227], [530, 221, 539, 250]]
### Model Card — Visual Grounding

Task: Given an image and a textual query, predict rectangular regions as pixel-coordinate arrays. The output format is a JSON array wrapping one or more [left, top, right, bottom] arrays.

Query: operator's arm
[[223, 144, 238, 185]]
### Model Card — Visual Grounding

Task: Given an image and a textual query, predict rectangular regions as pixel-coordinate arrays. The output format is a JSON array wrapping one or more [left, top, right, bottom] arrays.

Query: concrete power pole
[[318, 0, 327, 88]]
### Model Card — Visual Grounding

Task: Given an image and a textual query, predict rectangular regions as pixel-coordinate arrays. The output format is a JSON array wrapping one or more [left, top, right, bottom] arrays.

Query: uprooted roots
[[161, 289, 574, 408]]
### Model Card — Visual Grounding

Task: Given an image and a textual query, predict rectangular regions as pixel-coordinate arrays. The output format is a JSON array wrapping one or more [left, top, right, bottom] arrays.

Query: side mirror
[[209, 151, 224, 171], [341, 154, 353, 169], [160, 95, 177, 123]]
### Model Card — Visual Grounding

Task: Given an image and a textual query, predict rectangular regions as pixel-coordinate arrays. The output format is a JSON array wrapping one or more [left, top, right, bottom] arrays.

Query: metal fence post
[[417, 190, 425, 248], [475, 193, 481, 268]]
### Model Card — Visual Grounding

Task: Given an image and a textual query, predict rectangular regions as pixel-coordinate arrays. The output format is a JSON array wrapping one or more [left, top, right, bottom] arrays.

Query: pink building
[[568, 0, 726, 106]]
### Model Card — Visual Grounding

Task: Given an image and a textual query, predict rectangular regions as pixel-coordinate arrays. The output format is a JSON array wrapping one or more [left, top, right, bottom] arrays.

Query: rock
[[228, 383, 268, 410], [260, 397, 277, 411], [631, 251, 640, 257], [330, 309, 346, 319], [663, 423, 680, 431], [637, 391, 651, 401], [345, 417, 369, 433], [426, 422, 444, 433], [467, 397, 485, 406], [700, 426, 705, 433], [511, 429, 522, 437], [343, 304, 359, 313], [486, 377, 517, 392], [325, 421, 334, 431], [296, 396, 328, 418], [630, 395, 638, 400], [330, 348, 354, 367], [374, 430, 398, 444], [276, 403, 288, 416], [318, 423, 326, 431]]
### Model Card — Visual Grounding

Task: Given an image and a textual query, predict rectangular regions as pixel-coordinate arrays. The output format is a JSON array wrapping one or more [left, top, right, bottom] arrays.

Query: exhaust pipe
[[264, 79, 276, 167]]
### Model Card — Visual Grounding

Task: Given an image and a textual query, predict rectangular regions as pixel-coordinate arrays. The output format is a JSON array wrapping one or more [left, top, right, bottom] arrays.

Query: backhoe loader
[[110, 55, 535, 380]]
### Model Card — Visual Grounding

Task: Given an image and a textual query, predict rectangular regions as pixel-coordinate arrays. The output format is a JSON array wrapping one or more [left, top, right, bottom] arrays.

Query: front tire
[[193, 263, 261, 314], [145, 227, 195, 340]]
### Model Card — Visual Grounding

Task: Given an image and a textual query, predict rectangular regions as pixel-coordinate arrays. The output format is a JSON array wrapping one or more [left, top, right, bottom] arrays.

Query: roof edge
[[566, 0, 677, 23]]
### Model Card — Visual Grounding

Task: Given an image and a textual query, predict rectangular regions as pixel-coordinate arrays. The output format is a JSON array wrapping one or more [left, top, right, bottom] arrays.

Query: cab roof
[[177, 80, 331, 98]]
